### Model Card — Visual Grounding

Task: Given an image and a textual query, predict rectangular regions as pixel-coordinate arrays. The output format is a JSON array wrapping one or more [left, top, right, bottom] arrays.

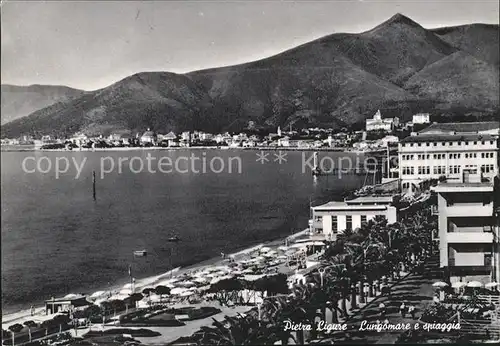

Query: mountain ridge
[[2, 13, 498, 138]]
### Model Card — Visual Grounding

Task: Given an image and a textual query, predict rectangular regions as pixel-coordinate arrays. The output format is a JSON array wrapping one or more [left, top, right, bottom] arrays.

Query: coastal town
[[2, 118, 499, 345], [1, 111, 429, 151]]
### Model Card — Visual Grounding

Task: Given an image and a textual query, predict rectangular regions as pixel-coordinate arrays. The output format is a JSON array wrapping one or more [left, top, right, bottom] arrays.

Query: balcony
[[446, 204, 493, 217], [446, 232, 493, 243]]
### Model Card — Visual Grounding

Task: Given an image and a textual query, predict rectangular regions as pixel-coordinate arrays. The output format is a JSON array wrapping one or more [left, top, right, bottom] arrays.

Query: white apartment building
[[432, 173, 500, 283], [412, 113, 430, 124], [398, 122, 499, 190], [311, 196, 397, 241]]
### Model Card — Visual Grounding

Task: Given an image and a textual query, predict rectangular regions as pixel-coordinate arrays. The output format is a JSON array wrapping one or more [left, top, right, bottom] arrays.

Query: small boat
[[133, 250, 147, 257], [167, 236, 181, 243]]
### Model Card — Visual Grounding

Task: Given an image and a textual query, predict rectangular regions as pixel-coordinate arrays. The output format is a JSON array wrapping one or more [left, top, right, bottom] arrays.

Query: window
[[473, 141, 477, 145], [418, 143, 422, 147], [449, 165, 460, 174], [481, 164, 495, 173], [433, 166, 446, 175], [481, 141, 485, 145], [402, 166, 414, 175], [332, 216, 338, 234], [346, 215, 352, 231], [426, 143, 430, 146], [434, 142, 437, 146], [361, 215, 367, 224], [449, 142, 453, 146], [485, 254, 492, 266]]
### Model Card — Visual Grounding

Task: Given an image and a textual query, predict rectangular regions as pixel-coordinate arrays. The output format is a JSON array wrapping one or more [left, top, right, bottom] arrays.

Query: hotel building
[[310, 196, 397, 240], [432, 173, 500, 283], [366, 110, 398, 132], [398, 122, 499, 190]]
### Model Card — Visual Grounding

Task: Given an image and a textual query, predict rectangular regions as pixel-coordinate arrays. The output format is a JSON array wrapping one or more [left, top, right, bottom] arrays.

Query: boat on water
[[167, 235, 181, 242], [133, 250, 147, 257]]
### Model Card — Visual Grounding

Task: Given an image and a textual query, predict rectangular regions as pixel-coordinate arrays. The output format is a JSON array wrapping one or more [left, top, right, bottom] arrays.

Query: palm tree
[[193, 314, 273, 345], [262, 296, 300, 345]]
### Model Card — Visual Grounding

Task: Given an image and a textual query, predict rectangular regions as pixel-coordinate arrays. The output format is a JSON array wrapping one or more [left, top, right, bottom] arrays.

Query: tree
[[193, 314, 273, 345], [8, 324, 23, 333], [109, 300, 125, 316], [155, 285, 171, 302], [142, 288, 155, 296]]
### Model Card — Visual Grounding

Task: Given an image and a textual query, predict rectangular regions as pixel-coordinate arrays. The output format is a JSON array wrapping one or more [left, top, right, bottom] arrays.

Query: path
[[321, 254, 440, 344]]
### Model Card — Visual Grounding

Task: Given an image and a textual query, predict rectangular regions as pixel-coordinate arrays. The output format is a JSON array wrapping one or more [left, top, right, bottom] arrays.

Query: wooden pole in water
[[92, 170, 96, 201]]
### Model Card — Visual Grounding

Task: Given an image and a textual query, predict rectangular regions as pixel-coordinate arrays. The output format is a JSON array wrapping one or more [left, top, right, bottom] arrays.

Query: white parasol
[[467, 281, 483, 288], [180, 290, 194, 297], [432, 281, 449, 288], [485, 282, 499, 288], [170, 287, 188, 295], [451, 282, 467, 289]]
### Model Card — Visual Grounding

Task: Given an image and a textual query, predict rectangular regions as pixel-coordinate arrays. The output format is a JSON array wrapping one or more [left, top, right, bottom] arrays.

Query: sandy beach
[[1, 228, 309, 329]]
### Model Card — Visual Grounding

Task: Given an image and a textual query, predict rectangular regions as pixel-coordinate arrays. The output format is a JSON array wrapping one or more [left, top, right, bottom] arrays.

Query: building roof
[[400, 133, 497, 143], [312, 201, 391, 211], [432, 182, 493, 193], [142, 131, 156, 137], [418, 122, 499, 135], [346, 196, 394, 205], [164, 131, 177, 140], [45, 295, 89, 304]]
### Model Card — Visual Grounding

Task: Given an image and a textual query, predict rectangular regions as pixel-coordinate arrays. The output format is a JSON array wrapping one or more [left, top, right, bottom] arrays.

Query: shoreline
[[1, 228, 309, 328], [1, 145, 355, 153]]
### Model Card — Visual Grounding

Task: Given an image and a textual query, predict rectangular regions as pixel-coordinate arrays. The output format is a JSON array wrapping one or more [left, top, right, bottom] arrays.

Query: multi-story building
[[398, 122, 499, 190], [311, 196, 397, 240], [412, 113, 430, 124], [366, 110, 397, 132], [432, 173, 500, 283]]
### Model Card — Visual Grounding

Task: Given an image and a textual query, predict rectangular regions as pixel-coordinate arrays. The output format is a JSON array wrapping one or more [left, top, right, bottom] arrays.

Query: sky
[[1, 0, 499, 91]]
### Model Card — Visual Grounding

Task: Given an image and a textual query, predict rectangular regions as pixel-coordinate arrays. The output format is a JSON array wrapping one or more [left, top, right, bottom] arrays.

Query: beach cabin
[[44, 294, 91, 315]]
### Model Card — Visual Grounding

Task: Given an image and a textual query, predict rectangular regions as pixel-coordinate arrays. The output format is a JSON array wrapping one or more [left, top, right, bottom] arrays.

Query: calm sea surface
[[1, 149, 364, 313]]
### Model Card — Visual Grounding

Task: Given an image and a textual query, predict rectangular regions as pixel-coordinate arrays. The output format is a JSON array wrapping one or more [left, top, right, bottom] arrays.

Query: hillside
[[2, 73, 213, 138], [1, 13, 498, 138], [1, 84, 84, 125], [432, 24, 500, 66]]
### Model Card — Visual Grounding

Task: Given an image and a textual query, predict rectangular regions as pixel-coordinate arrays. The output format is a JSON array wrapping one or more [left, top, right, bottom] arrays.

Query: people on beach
[[408, 305, 416, 319], [400, 302, 406, 317], [379, 302, 386, 317]]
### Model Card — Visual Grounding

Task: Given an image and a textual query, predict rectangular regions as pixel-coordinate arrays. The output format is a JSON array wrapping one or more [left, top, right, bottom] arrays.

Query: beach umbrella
[[90, 291, 106, 299], [485, 282, 499, 288], [451, 282, 467, 289], [180, 291, 194, 297], [432, 281, 448, 288], [260, 247, 271, 253], [467, 281, 483, 288], [170, 287, 187, 295], [180, 280, 196, 287]]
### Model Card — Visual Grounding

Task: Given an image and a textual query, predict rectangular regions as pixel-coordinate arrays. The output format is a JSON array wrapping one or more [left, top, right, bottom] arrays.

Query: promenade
[[322, 254, 439, 344]]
